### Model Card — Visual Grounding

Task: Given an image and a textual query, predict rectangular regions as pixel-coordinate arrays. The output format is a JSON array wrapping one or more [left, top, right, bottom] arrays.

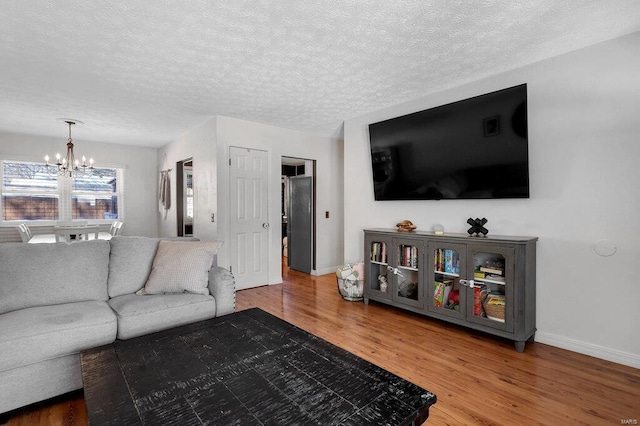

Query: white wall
[[216, 116, 344, 283], [343, 31, 640, 367], [0, 132, 158, 238], [156, 119, 218, 242], [158, 115, 344, 285]]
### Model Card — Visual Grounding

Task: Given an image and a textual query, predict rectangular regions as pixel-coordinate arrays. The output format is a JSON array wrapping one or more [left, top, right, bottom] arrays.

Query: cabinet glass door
[[390, 239, 423, 308], [365, 238, 392, 300], [466, 246, 515, 332], [427, 243, 465, 319]]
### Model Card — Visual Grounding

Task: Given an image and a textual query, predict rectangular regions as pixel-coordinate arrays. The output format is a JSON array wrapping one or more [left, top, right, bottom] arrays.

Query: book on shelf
[[453, 252, 459, 274], [371, 242, 388, 264], [443, 279, 453, 304], [474, 271, 486, 279], [434, 248, 444, 272], [480, 266, 503, 275], [433, 281, 445, 307], [473, 286, 483, 316], [444, 249, 453, 273]]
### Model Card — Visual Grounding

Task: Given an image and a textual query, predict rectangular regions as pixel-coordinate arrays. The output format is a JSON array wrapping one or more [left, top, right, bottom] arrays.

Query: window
[[72, 169, 119, 220], [1, 160, 123, 223], [2, 161, 58, 221]]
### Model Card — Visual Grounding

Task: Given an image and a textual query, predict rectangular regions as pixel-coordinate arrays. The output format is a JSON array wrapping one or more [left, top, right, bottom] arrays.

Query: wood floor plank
[[5, 263, 639, 425]]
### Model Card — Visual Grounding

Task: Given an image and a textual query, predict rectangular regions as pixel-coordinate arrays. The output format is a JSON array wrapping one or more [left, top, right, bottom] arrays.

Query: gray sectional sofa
[[0, 236, 235, 414]]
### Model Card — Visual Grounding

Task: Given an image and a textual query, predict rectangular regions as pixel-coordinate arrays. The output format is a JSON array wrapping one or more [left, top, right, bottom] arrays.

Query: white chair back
[[16, 224, 33, 242], [110, 221, 124, 236]]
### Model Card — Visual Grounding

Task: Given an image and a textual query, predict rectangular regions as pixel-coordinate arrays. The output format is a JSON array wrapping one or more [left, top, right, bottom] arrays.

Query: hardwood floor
[[2, 391, 86, 426], [237, 264, 640, 425], [5, 262, 639, 425]]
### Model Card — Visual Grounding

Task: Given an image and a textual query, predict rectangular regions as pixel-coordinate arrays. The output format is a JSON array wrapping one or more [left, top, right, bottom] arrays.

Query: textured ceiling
[[1, 1, 640, 148]]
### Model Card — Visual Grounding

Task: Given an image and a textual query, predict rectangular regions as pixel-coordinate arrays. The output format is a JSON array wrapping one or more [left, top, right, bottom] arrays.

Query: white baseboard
[[535, 331, 640, 369], [312, 266, 340, 276]]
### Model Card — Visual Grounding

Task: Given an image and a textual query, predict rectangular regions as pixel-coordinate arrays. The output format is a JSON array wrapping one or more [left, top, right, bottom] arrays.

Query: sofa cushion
[[0, 241, 110, 315], [0, 301, 117, 372], [108, 293, 216, 339], [138, 241, 222, 296], [107, 236, 165, 298], [107, 236, 200, 298]]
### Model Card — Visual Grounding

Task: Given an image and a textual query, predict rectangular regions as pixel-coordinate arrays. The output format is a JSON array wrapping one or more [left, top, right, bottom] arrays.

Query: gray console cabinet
[[364, 229, 537, 352]]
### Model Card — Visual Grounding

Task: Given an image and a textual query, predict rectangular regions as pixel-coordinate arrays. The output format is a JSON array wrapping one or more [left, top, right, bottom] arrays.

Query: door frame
[[176, 158, 193, 237], [281, 156, 316, 272]]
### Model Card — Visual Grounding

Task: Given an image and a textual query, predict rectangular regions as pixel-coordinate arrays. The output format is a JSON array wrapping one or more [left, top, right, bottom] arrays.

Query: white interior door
[[229, 146, 269, 290]]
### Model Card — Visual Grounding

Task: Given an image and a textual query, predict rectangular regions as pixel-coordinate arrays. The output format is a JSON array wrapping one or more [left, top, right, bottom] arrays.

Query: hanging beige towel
[[159, 170, 171, 219]]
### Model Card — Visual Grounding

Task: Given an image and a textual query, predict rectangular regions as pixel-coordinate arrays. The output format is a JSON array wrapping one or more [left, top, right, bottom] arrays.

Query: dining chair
[[96, 221, 124, 240], [16, 224, 33, 242], [110, 221, 124, 236]]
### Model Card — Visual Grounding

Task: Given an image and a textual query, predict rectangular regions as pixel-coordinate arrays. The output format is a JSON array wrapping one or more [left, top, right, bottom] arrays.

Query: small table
[[81, 308, 436, 425], [54, 224, 99, 242]]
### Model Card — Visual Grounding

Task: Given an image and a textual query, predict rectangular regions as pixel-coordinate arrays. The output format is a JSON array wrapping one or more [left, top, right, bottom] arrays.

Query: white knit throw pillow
[[138, 241, 222, 295]]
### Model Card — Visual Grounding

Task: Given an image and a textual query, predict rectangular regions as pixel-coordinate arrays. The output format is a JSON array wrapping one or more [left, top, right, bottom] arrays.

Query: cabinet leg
[[527, 333, 536, 343], [514, 341, 526, 353], [364, 297, 369, 305]]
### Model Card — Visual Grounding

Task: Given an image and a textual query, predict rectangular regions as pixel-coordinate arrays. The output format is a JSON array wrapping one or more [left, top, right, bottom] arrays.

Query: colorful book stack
[[370, 242, 387, 264], [480, 265, 505, 282], [398, 245, 418, 268], [434, 249, 460, 273]]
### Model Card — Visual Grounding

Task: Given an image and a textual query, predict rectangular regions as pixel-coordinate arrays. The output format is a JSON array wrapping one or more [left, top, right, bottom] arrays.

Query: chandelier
[[45, 119, 94, 177]]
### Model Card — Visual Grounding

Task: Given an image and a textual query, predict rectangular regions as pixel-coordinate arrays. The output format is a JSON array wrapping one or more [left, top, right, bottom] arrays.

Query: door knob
[[262, 223, 269, 229]]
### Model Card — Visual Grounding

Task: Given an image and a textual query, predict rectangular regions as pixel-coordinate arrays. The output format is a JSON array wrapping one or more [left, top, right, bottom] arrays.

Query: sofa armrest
[[208, 266, 235, 316]]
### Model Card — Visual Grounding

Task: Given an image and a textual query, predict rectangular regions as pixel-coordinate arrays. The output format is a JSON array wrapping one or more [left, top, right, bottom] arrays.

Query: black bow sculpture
[[467, 218, 488, 236]]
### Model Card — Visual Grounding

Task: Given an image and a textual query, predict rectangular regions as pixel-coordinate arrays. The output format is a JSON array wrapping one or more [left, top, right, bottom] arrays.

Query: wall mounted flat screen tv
[[368, 84, 529, 200]]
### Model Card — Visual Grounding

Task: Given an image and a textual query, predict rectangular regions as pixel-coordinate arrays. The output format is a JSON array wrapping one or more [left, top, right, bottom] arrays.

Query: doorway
[[281, 157, 315, 274], [176, 158, 193, 237]]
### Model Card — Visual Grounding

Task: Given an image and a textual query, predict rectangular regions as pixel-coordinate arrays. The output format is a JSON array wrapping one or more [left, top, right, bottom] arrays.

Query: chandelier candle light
[[45, 119, 94, 177]]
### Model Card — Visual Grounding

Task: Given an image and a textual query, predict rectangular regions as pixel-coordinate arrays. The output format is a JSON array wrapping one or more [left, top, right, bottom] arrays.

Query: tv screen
[[368, 84, 529, 200]]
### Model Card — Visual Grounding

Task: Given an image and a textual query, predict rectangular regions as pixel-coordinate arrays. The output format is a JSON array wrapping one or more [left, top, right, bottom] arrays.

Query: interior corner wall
[[0, 132, 158, 238], [156, 118, 218, 242], [343, 31, 640, 367], [215, 115, 344, 284]]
